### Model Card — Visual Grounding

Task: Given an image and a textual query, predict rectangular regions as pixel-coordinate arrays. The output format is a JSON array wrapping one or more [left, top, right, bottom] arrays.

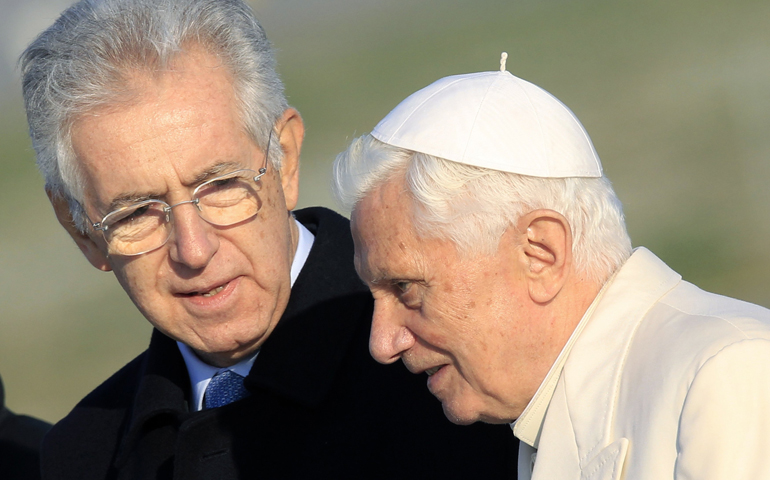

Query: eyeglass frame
[[89, 130, 274, 256]]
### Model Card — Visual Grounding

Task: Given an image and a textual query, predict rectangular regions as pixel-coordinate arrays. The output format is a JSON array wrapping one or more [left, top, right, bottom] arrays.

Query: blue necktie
[[204, 370, 249, 409]]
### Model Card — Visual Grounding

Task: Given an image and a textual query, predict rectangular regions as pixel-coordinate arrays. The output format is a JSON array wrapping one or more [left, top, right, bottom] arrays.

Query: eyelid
[[188, 163, 247, 186], [193, 168, 252, 192], [99, 199, 166, 227], [393, 280, 412, 293], [105, 195, 161, 216], [208, 170, 246, 181], [393, 280, 424, 310]]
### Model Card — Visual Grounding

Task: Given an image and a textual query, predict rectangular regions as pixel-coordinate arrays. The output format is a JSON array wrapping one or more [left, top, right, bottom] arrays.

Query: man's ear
[[274, 108, 304, 211], [517, 209, 572, 304], [47, 190, 112, 272]]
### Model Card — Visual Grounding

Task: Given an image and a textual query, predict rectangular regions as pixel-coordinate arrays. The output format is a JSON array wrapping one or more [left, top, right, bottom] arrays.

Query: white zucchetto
[[371, 68, 603, 178]]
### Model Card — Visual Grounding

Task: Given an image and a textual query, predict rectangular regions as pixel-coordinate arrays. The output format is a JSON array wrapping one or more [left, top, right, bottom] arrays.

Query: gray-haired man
[[20, 1, 517, 478], [334, 60, 770, 479]]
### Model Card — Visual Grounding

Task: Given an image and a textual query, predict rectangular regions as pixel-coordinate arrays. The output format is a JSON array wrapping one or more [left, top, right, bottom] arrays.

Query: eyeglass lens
[[101, 170, 262, 255]]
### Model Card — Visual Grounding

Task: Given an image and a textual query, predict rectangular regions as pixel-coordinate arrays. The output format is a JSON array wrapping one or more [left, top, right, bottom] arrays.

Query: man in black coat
[[0, 374, 51, 480], [20, 0, 518, 478], [41, 208, 517, 479]]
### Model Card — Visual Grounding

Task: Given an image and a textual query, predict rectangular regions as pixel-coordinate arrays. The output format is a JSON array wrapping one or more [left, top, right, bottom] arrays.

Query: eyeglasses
[[91, 135, 272, 256]]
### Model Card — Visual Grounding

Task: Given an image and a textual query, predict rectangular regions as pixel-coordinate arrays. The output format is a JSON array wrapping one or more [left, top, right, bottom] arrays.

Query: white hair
[[333, 134, 632, 285], [20, 0, 287, 232]]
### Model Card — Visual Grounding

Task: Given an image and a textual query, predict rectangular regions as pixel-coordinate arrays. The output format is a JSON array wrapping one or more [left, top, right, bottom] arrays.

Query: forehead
[[351, 179, 425, 276], [352, 178, 412, 241], [70, 49, 256, 210]]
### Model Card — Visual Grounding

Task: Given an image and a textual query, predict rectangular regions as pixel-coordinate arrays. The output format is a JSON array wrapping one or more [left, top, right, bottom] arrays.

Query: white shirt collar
[[178, 342, 257, 411], [291, 217, 313, 286], [178, 217, 315, 411]]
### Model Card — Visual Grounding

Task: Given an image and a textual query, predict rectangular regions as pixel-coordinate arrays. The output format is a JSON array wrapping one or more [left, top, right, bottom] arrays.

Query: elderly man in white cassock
[[332, 54, 770, 480]]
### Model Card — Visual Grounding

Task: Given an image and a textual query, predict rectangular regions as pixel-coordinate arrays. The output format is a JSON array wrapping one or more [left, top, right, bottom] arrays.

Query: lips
[[200, 284, 226, 297], [177, 280, 231, 297], [174, 277, 242, 311], [425, 364, 448, 398], [405, 360, 447, 377]]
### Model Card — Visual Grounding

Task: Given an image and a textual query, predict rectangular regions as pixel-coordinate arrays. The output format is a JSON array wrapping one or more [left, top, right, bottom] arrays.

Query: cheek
[[415, 295, 479, 355], [109, 259, 166, 319], [430, 276, 483, 328], [428, 291, 520, 371], [231, 227, 263, 262], [118, 259, 159, 292], [224, 218, 293, 295], [250, 224, 290, 270]]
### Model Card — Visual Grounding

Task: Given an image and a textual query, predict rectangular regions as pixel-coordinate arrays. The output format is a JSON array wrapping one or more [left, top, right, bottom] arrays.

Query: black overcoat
[[42, 207, 518, 479]]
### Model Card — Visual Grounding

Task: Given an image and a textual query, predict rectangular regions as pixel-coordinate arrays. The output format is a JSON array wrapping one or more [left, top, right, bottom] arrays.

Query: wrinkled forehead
[[69, 51, 257, 212]]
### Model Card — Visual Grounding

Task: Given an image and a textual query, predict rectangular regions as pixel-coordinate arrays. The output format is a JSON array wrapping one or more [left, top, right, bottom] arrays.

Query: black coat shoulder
[[1, 374, 53, 480], [41, 351, 149, 480]]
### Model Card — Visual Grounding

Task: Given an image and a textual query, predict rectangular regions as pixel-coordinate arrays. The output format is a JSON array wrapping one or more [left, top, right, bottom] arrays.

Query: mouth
[[180, 281, 230, 297], [425, 366, 442, 376], [200, 284, 226, 297]]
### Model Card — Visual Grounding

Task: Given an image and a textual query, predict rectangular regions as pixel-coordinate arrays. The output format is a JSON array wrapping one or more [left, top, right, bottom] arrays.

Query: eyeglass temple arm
[[254, 129, 274, 182]]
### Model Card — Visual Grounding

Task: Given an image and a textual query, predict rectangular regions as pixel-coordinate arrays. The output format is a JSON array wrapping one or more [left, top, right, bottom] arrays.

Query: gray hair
[[20, 0, 287, 232], [333, 135, 632, 285]]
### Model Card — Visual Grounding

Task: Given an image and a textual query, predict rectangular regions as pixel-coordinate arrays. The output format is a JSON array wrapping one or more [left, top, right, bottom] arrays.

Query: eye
[[211, 176, 238, 187], [394, 281, 412, 293], [124, 204, 151, 221], [108, 203, 154, 227], [391, 280, 423, 310]]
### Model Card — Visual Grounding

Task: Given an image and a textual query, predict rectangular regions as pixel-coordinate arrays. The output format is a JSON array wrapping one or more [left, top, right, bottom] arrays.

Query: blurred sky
[[1, 0, 769, 422]]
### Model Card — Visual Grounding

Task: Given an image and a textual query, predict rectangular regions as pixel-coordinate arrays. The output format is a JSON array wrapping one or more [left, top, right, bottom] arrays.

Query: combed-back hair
[[20, 0, 287, 232], [333, 134, 632, 285]]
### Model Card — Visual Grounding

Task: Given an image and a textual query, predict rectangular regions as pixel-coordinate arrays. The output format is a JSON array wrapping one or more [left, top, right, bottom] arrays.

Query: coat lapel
[[114, 329, 191, 470]]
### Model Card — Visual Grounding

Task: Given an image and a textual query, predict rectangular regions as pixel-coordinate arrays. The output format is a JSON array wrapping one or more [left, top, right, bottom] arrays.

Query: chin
[[441, 402, 480, 426], [194, 342, 258, 367]]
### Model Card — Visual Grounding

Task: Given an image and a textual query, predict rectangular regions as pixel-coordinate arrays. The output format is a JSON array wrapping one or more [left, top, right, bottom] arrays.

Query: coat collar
[[115, 207, 369, 464], [115, 329, 191, 468], [243, 207, 370, 407], [541, 247, 682, 472]]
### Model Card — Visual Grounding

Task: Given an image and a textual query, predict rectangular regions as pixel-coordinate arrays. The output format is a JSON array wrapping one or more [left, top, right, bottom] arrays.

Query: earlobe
[[519, 210, 572, 304], [274, 108, 304, 211], [47, 190, 112, 272]]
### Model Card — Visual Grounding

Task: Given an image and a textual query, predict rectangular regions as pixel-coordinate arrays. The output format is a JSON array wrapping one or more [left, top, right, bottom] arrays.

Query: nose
[[369, 299, 415, 364], [167, 202, 219, 270]]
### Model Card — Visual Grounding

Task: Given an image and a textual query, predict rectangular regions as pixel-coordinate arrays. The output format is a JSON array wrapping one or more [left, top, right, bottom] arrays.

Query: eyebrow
[[358, 267, 396, 287], [353, 257, 379, 286], [103, 161, 247, 213]]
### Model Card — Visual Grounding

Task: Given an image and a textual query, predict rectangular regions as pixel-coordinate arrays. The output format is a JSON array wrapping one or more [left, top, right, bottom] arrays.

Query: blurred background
[[1, 0, 769, 423]]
